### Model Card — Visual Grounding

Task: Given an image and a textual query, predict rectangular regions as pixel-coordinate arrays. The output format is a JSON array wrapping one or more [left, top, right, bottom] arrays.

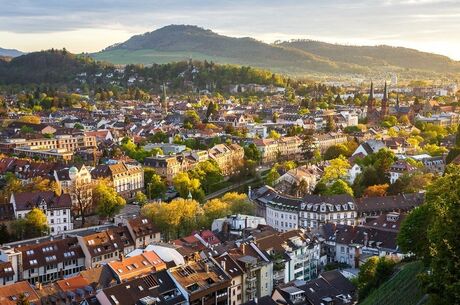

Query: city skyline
[[1, 0, 459, 59]]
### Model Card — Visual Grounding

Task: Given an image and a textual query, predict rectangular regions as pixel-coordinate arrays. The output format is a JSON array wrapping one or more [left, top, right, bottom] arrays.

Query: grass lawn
[[360, 261, 426, 305]]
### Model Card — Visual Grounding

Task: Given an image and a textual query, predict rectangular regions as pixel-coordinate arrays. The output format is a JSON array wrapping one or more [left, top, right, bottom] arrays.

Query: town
[[0, 52, 458, 305]]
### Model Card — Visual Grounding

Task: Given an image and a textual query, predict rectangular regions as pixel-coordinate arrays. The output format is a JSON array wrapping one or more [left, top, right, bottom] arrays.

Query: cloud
[[0, 0, 459, 59]]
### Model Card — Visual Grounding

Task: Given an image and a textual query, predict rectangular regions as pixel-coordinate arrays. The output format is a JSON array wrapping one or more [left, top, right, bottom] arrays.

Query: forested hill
[[0, 49, 287, 90], [93, 24, 460, 78], [0, 49, 106, 85], [0, 47, 24, 58], [279, 40, 460, 74]]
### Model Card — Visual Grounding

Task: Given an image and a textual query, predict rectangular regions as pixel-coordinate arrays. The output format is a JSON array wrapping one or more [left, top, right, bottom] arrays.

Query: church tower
[[367, 81, 375, 115], [381, 81, 389, 118]]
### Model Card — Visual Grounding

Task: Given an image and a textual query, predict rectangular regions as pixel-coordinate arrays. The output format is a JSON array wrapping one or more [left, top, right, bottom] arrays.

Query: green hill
[[280, 40, 460, 74], [92, 25, 460, 78], [0, 49, 107, 85], [359, 261, 426, 305]]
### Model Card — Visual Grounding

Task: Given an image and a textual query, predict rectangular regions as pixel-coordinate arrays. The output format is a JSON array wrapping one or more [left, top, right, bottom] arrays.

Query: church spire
[[162, 82, 168, 115], [396, 93, 400, 110], [367, 81, 375, 112], [381, 81, 389, 118]]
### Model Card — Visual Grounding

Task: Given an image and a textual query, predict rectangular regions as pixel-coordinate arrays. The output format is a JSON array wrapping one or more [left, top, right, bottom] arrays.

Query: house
[[169, 258, 231, 305], [125, 217, 162, 248], [271, 270, 356, 305], [352, 139, 386, 156], [0, 261, 15, 286], [54, 164, 93, 215], [274, 165, 319, 196], [254, 229, 321, 284], [321, 223, 402, 267], [389, 160, 417, 184], [77, 226, 135, 268], [0, 236, 85, 285], [107, 251, 166, 283], [208, 143, 244, 176], [91, 162, 144, 201], [214, 254, 245, 305], [10, 191, 73, 235], [96, 270, 187, 305], [0, 281, 40, 305]]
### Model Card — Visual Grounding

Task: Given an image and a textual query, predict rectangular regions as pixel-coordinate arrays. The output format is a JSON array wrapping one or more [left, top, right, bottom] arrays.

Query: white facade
[[266, 206, 299, 232]]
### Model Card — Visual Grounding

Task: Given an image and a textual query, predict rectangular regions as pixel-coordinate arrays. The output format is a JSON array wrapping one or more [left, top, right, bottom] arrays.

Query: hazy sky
[[1, 0, 459, 59]]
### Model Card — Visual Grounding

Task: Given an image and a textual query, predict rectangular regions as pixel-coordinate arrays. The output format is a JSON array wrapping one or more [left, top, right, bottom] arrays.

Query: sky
[[1, 0, 459, 60]]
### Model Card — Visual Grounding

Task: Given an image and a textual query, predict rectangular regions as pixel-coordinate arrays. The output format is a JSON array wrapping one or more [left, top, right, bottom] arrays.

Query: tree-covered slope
[[93, 25, 460, 77]]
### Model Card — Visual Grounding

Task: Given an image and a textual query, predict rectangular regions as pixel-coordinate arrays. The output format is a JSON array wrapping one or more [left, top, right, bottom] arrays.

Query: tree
[[173, 172, 204, 202], [14, 208, 49, 239], [135, 191, 148, 206], [18, 115, 40, 124], [324, 144, 349, 160], [68, 179, 93, 227], [399, 115, 410, 125], [141, 198, 203, 240], [183, 110, 201, 128], [396, 165, 460, 303], [300, 130, 316, 160], [149, 131, 168, 143], [244, 143, 261, 162], [325, 116, 336, 132], [363, 184, 389, 197], [397, 204, 432, 260], [203, 199, 230, 227], [268, 130, 281, 140], [324, 179, 353, 196], [146, 173, 167, 199], [356, 256, 396, 301], [321, 156, 351, 183], [188, 160, 223, 193], [266, 167, 280, 186], [221, 192, 254, 215], [93, 183, 126, 219]]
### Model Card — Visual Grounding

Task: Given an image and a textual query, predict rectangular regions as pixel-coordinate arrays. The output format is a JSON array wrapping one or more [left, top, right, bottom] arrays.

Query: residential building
[[10, 191, 73, 234], [107, 251, 166, 283], [0, 236, 85, 285], [91, 162, 144, 201], [169, 258, 231, 305], [125, 217, 162, 248], [0, 281, 41, 305], [77, 226, 135, 268], [96, 270, 187, 305]]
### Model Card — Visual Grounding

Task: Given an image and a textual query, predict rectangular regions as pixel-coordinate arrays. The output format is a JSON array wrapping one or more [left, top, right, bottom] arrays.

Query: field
[[360, 261, 426, 305]]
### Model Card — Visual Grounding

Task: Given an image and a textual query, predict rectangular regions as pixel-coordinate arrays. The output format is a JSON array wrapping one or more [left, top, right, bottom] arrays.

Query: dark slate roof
[[13, 191, 72, 211]]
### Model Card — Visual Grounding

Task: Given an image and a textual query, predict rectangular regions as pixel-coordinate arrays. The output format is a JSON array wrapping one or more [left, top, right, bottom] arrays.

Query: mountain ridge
[[0, 47, 24, 58], [90, 25, 460, 78]]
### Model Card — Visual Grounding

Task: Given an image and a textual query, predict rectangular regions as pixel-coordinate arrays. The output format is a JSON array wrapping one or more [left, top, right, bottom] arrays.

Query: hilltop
[[93, 25, 460, 78], [0, 49, 106, 85], [0, 47, 24, 58]]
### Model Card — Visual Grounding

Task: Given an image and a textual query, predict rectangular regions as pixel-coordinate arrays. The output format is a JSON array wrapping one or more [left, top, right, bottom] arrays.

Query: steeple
[[396, 94, 400, 110], [367, 81, 375, 112], [381, 81, 389, 118]]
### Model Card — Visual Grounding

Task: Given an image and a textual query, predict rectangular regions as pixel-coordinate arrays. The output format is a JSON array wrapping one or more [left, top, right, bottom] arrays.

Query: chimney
[[254, 297, 258, 304], [119, 252, 124, 262]]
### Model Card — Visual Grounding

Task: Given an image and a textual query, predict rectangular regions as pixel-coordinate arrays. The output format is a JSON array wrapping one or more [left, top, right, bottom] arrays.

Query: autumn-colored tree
[[321, 156, 351, 183], [93, 183, 126, 219], [18, 115, 40, 124], [221, 192, 254, 215], [13, 208, 49, 239], [203, 199, 230, 227], [141, 198, 203, 240], [363, 184, 389, 197]]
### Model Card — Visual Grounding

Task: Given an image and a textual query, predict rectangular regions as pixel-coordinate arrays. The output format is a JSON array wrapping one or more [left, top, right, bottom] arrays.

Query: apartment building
[[77, 226, 135, 268], [0, 236, 85, 285], [91, 162, 144, 201], [208, 144, 244, 176], [10, 191, 73, 234], [169, 258, 231, 305]]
